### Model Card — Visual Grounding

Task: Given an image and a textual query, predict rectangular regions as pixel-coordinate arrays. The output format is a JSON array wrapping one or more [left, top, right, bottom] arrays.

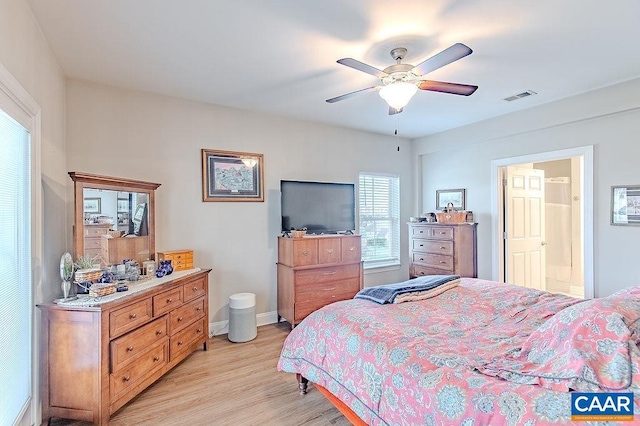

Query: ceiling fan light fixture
[[379, 82, 418, 110]]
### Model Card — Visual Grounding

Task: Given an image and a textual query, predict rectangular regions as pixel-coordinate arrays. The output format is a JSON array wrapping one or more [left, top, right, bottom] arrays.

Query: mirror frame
[[69, 172, 161, 263]]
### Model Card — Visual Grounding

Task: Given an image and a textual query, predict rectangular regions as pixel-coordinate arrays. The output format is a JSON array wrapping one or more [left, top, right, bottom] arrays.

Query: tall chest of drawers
[[409, 223, 477, 278], [38, 269, 211, 425], [277, 235, 363, 328]]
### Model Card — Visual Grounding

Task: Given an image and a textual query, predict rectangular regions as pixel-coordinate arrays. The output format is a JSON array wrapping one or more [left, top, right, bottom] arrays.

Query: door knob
[[541, 241, 548, 246]]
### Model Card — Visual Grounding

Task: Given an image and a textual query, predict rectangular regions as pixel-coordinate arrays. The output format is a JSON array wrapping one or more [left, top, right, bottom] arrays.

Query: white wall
[[0, 0, 66, 302], [65, 79, 413, 322], [413, 77, 640, 297]]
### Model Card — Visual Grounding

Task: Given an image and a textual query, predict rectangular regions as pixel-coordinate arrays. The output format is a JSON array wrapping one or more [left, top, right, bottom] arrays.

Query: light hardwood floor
[[50, 322, 349, 426]]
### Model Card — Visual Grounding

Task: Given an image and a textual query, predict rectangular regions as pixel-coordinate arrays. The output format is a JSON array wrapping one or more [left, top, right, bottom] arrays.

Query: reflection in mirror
[[70, 172, 160, 268]]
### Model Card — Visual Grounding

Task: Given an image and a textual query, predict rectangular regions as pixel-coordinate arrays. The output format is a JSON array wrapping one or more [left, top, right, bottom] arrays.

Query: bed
[[278, 278, 640, 425]]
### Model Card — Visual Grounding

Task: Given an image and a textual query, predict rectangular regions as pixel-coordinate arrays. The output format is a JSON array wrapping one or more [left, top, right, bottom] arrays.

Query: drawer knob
[[129, 313, 137, 319], [123, 375, 131, 382], [153, 356, 160, 362], [302, 250, 309, 256], [322, 271, 337, 275], [322, 287, 336, 291], [126, 346, 134, 352], [196, 328, 202, 333], [419, 258, 424, 261], [178, 340, 184, 346], [349, 247, 355, 251], [419, 271, 425, 275], [167, 298, 173, 303], [326, 248, 334, 254], [440, 261, 446, 264], [419, 230, 424, 234], [196, 307, 202, 312], [177, 316, 184, 322], [192, 286, 199, 292], [440, 246, 446, 250], [440, 232, 446, 235], [156, 330, 163, 336], [419, 244, 423, 247]]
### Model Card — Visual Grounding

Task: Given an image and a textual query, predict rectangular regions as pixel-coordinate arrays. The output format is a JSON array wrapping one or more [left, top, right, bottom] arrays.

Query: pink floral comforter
[[278, 278, 640, 425]]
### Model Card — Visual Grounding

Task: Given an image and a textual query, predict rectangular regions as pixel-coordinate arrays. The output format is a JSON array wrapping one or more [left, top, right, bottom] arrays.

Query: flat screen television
[[281, 180, 355, 234]]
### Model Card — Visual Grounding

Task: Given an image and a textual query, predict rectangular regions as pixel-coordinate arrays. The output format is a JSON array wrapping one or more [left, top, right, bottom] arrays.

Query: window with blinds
[[0, 108, 32, 425], [358, 173, 400, 268]]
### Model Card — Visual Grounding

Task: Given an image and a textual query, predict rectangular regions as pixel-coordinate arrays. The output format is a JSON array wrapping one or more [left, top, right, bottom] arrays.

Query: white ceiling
[[27, 0, 640, 139]]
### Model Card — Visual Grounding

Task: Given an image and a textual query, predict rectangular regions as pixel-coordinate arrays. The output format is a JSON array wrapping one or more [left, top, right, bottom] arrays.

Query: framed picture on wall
[[611, 185, 640, 226], [117, 198, 129, 213], [201, 149, 264, 202], [436, 188, 466, 211], [83, 197, 101, 214]]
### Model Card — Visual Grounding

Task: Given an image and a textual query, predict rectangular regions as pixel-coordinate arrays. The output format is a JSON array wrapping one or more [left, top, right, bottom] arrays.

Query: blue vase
[[157, 260, 173, 277]]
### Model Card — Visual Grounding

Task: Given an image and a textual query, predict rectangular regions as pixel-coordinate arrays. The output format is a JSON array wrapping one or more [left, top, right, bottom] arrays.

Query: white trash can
[[228, 293, 257, 343]]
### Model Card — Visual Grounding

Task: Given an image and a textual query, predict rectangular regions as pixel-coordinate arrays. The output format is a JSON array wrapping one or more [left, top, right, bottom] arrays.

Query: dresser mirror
[[69, 172, 161, 266]]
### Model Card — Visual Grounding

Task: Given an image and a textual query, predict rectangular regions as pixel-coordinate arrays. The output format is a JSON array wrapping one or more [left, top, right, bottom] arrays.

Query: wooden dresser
[[408, 223, 477, 278], [277, 235, 363, 328], [84, 223, 111, 260], [38, 269, 211, 425], [157, 249, 194, 271]]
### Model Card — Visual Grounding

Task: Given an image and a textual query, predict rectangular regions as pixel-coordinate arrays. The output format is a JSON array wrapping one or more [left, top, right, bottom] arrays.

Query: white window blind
[[359, 173, 400, 268], [0, 108, 32, 426]]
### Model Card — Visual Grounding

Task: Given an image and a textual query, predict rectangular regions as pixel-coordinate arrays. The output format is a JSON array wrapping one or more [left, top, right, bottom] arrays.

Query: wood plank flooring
[[49, 322, 350, 426]]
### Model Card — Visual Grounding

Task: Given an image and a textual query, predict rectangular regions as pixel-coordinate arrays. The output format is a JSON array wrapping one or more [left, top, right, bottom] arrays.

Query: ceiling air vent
[[504, 90, 537, 102]]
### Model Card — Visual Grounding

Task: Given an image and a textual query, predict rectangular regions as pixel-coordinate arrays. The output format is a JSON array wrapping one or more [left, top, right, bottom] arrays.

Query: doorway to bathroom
[[491, 146, 594, 299]]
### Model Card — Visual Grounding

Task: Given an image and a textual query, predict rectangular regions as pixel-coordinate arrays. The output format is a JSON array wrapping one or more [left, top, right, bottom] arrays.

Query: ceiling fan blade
[[337, 58, 387, 78], [418, 80, 478, 96], [326, 86, 378, 103], [389, 107, 403, 115], [412, 43, 473, 76]]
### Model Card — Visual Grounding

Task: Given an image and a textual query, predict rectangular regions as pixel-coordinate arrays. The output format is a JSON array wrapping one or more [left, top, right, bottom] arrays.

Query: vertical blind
[[0, 108, 32, 426], [358, 173, 400, 268]]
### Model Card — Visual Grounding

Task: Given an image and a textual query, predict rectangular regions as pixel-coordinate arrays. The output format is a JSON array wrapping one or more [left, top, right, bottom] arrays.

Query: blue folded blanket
[[355, 274, 460, 304]]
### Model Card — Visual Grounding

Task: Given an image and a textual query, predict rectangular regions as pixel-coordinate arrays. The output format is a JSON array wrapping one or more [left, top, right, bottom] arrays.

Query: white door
[[505, 166, 546, 289]]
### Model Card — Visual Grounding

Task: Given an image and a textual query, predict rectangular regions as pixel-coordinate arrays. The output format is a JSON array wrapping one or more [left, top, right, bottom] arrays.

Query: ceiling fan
[[326, 43, 478, 115]]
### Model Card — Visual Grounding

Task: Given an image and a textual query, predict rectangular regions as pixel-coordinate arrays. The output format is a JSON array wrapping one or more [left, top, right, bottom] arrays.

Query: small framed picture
[[436, 188, 466, 210], [83, 197, 101, 214], [117, 198, 129, 213], [611, 185, 640, 226], [201, 149, 264, 202]]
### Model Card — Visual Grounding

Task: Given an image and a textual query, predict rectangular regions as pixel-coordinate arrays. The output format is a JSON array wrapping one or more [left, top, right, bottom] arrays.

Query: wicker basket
[[89, 283, 117, 297], [290, 230, 307, 238], [107, 229, 124, 238], [435, 211, 468, 223], [75, 268, 102, 283]]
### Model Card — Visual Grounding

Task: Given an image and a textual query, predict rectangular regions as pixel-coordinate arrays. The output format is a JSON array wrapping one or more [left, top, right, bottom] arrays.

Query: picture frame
[[611, 185, 640, 226], [117, 198, 129, 213], [436, 188, 466, 211], [83, 197, 101, 214], [201, 149, 264, 202]]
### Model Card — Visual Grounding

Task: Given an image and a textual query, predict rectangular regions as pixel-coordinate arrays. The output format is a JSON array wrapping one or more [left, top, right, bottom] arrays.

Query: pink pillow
[[475, 286, 640, 392]]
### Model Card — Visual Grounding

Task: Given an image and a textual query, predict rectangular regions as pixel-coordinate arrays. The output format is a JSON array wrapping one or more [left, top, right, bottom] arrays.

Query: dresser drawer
[[291, 239, 318, 266], [183, 277, 207, 302], [295, 263, 360, 286], [85, 237, 103, 250], [110, 316, 168, 372], [412, 253, 454, 271], [412, 265, 454, 277], [170, 318, 206, 359], [341, 238, 361, 263], [318, 238, 341, 264], [412, 239, 453, 255], [110, 299, 153, 338], [110, 342, 168, 400], [153, 287, 183, 317], [295, 277, 361, 300], [172, 259, 194, 271], [294, 278, 360, 320], [411, 226, 454, 240], [84, 226, 110, 237], [168, 297, 205, 335]]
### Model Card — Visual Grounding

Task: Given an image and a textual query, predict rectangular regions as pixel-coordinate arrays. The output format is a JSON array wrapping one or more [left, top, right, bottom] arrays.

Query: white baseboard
[[208, 310, 279, 337]]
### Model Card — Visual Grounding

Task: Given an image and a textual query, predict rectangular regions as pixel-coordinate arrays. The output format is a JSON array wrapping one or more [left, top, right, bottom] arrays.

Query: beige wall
[[65, 79, 413, 324], [0, 0, 67, 304], [413, 77, 640, 297]]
